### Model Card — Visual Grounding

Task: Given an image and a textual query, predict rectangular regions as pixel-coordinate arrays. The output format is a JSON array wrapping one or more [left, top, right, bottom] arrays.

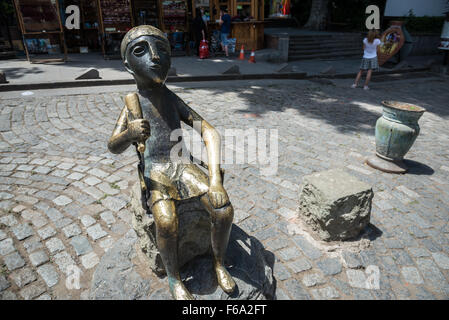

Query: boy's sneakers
[[351, 84, 357, 88], [363, 85, 370, 90]]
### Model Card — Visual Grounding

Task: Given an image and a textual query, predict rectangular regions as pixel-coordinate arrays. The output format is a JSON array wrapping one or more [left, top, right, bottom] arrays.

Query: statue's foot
[[168, 278, 195, 300], [215, 263, 236, 294]]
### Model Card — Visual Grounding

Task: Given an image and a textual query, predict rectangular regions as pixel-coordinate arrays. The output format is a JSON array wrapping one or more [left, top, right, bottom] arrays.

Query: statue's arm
[[176, 96, 228, 208], [107, 106, 132, 154]]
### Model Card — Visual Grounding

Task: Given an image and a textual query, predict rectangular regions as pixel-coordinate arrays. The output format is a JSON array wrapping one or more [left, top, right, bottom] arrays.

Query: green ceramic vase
[[375, 101, 425, 161]]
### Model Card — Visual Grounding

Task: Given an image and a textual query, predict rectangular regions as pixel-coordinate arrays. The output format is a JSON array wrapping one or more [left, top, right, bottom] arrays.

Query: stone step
[[289, 38, 363, 46], [289, 47, 362, 56], [288, 50, 361, 61], [289, 43, 362, 51]]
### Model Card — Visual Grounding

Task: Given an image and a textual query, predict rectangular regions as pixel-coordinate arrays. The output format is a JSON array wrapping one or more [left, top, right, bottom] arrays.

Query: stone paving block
[[0, 275, 10, 291], [86, 223, 107, 241], [37, 226, 56, 240], [22, 237, 43, 253], [292, 235, 322, 260], [311, 286, 340, 300], [341, 251, 363, 269], [346, 269, 368, 289], [100, 211, 116, 225], [101, 196, 127, 212], [70, 235, 93, 256], [408, 247, 430, 258], [29, 250, 49, 267], [54, 217, 73, 229], [0, 215, 18, 227], [53, 195, 72, 206], [11, 223, 34, 240], [0, 238, 16, 256], [81, 251, 99, 269], [84, 176, 101, 186], [283, 279, 311, 300], [431, 252, 449, 269], [288, 258, 312, 274], [45, 237, 65, 254], [317, 258, 342, 276], [62, 223, 82, 238], [54, 251, 76, 275], [302, 273, 326, 287], [99, 237, 114, 252], [10, 267, 37, 288], [4, 251, 25, 271], [273, 261, 292, 281], [0, 290, 17, 300], [88, 168, 109, 179], [275, 288, 291, 300], [19, 283, 46, 300], [67, 172, 85, 180], [36, 293, 52, 300], [37, 264, 59, 288], [0, 230, 6, 241], [80, 215, 96, 228], [416, 258, 447, 290], [278, 246, 302, 262], [42, 207, 63, 222], [400, 267, 424, 285]]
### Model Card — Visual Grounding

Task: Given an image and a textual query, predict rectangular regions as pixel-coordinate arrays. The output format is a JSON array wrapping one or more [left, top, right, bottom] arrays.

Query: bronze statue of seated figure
[[107, 25, 236, 300]]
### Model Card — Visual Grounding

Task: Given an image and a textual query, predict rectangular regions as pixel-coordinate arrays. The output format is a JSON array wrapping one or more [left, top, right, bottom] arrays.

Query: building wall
[[384, 0, 447, 17]]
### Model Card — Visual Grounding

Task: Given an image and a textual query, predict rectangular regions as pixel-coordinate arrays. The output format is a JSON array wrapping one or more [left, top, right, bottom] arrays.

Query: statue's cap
[[120, 25, 170, 60]]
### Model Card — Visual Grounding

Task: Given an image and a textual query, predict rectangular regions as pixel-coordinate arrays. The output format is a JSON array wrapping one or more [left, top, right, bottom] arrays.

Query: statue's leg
[[152, 199, 194, 300], [200, 194, 236, 294]]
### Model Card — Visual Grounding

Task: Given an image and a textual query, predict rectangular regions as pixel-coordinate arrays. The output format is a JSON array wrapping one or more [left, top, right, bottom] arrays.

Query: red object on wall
[[282, 0, 290, 15], [199, 39, 209, 59]]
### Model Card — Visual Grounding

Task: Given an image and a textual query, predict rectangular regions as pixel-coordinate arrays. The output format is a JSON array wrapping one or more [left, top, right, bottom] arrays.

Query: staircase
[[0, 37, 15, 60], [288, 33, 364, 61]]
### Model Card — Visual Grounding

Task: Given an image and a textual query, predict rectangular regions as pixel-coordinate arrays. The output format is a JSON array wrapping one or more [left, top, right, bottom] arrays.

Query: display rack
[[133, 0, 160, 27], [13, 0, 68, 63], [97, 0, 134, 59]]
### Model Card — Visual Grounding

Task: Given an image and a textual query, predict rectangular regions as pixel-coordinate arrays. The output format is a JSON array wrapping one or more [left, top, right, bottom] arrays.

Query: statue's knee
[[215, 203, 234, 224], [152, 201, 178, 237]]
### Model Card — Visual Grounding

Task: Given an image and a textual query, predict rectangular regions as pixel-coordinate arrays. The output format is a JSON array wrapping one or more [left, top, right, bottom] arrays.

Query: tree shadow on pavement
[[1, 67, 44, 79]]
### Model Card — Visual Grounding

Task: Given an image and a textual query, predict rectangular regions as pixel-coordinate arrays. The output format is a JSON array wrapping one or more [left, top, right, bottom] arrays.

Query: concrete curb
[[0, 67, 431, 92]]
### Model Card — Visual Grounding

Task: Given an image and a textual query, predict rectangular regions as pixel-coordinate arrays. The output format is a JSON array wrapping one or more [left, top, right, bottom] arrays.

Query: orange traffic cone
[[238, 45, 245, 60], [248, 49, 256, 63]]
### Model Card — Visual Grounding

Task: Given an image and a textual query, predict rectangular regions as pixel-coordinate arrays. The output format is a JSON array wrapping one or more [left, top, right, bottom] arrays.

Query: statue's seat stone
[[130, 182, 211, 275], [298, 169, 374, 241]]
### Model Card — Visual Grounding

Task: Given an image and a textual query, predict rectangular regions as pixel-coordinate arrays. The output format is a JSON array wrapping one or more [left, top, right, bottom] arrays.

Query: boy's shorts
[[221, 33, 229, 46]]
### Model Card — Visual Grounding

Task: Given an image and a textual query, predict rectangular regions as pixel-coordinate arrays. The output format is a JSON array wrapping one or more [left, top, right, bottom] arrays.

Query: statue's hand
[[127, 119, 150, 143], [208, 183, 229, 209]]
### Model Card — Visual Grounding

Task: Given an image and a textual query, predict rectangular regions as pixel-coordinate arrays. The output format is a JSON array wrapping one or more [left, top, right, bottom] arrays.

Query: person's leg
[[225, 44, 229, 57], [200, 194, 236, 293], [364, 69, 373, 88], [353, 69, 363, 87], [152, 199, 194, 300]]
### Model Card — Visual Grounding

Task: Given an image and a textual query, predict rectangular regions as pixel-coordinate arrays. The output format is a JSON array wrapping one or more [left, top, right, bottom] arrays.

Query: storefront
[[13, 0, 68, 62], [13, 0, 264, 60], [203, 0, 265, 51]]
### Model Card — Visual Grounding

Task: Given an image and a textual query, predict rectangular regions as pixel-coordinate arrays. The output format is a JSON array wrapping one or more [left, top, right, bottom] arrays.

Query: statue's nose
[[148, 42, 160, 62]]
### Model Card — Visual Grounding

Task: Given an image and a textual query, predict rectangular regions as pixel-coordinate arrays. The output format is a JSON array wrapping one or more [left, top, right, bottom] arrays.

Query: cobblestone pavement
[[0, 74, 448, 300]]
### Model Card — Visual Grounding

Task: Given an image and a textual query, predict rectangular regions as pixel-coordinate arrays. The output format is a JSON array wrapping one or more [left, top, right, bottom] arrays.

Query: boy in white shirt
[[352, 30, 382, 90]]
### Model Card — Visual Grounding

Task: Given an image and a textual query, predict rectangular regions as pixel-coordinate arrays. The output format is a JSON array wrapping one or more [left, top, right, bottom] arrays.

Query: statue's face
[[124, 35, 171, 86]]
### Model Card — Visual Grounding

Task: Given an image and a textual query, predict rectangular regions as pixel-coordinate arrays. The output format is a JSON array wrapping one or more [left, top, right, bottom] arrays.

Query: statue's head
[[121, 25, 171, 87]]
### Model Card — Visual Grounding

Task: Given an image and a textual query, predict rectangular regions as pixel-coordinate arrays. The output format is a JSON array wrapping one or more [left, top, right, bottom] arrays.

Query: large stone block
[[298, 169, 373, 241], [130, 182, 211, 275]]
